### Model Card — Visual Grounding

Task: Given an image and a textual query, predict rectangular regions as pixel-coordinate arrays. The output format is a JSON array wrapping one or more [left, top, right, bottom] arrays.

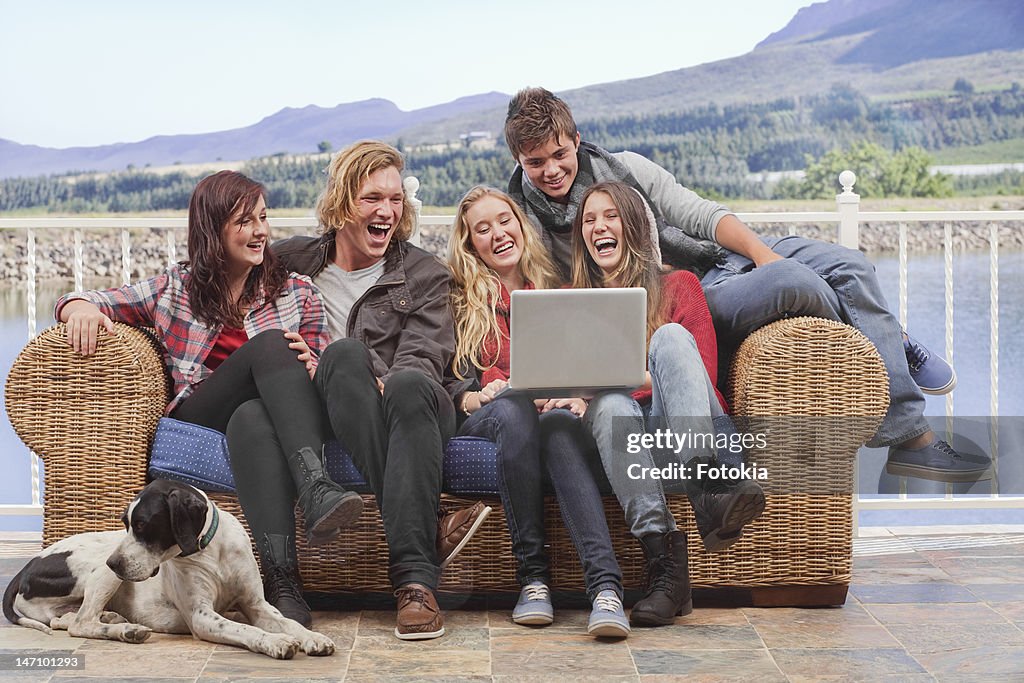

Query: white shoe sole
[[918, 370, 957, 396], [588, 620, 630, 638], [394, 625, 446, 640], [512, 611, 553, 626]]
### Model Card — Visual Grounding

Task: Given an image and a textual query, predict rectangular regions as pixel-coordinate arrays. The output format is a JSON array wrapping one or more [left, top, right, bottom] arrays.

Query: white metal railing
[[2, 172, 1024, 527]]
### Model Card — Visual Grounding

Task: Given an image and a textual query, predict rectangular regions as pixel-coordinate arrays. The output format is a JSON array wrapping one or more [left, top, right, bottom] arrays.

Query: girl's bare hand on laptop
[[536, 397, 588, 417], [478, 379, 508, 406]]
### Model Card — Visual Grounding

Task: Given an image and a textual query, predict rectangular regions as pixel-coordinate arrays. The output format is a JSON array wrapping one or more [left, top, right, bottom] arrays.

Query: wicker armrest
[[4, 323, 169, 544]]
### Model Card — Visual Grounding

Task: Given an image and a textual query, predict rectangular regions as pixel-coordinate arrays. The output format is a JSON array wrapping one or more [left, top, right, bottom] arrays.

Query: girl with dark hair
[[56, 170, 361, 627], [572, 181, 765, 627]]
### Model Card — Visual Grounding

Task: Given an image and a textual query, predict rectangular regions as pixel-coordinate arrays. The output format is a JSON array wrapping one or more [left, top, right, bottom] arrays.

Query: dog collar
[[181, 485, 219, 556]]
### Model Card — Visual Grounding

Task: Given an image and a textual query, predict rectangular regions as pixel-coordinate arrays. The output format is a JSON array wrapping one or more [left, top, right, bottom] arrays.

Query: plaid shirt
[[55, 265, 328, 414]]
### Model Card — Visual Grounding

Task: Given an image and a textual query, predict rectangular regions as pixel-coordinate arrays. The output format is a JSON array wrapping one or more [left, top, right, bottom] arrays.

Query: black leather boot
[[685, 455, 766, 552], [630, 530, 692, 626], [259, 533, 312, 628], [286, 446, 364, 545]]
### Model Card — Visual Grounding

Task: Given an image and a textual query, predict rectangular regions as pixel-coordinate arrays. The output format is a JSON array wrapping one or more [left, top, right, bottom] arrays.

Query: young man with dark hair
[[504, 86, 990, 618]]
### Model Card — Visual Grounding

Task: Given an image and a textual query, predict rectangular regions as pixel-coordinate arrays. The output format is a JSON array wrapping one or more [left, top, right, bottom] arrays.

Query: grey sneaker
[[512, 581, 553, 626], [587, 590, 630, 638]]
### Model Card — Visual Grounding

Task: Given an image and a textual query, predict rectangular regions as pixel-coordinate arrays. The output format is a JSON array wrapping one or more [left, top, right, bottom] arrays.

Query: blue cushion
[[148, 417, 500, 495]]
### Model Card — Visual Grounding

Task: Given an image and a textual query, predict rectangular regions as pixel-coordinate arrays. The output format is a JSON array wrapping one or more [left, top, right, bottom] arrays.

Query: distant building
[[459, 131, 495, 150]]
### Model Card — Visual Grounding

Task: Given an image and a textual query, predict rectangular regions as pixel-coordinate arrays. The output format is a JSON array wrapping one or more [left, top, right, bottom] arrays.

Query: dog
[[2, 479, 335, 659]]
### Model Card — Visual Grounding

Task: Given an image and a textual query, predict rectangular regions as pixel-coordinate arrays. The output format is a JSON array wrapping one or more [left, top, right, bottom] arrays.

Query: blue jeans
[[585, 323, 717, 538], [701, 236, 929, 447], [458, 393, 622, 599]]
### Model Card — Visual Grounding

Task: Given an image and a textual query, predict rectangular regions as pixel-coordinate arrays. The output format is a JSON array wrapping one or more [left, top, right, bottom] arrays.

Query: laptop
[[505, 287, 647, 398]]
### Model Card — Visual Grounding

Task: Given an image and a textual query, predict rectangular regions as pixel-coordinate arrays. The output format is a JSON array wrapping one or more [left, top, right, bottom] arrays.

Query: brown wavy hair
[[571, 181, 665, 344], [504, 87, 578, 160], [185, 170, 287, 328]]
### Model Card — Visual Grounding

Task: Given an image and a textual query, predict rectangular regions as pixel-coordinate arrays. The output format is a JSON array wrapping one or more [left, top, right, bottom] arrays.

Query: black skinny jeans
[[315, 338, 456, 591], [171, 329, 326, 548]]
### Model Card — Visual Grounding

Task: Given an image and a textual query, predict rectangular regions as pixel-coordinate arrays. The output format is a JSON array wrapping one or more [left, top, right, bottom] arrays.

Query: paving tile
[[0, 674, 54, 683], [913, 645, 1024, 677], [964, 583, 1024, 603], [770, 647, 927, 680], [0, 631, 88, 651], [849, 583, 979, 604], [928, 557, 1024, 584], [346, 649, 489, 677], [491, 629, 629, 651], [49, 649, 209, 679], [621, 624, 763, 650], [864, 602, 1007, 625], [492, 645, 635, 677], [753, 620, 900, 649], [353, 627, 489, 651], [885, 622, 1024, 653], [851, 566, 955, 585], [76, 631, 215, 652], [198, 649, 347, 679], [349, 677, 493, 683], [495, 677, 639, 683], [852, 554, 929, 569], [630, 648, 782, 680], [742, 604, 877, 626]]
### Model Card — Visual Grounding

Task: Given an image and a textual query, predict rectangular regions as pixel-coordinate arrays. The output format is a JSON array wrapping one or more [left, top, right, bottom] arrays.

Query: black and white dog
[[2, 479, 334, 659]]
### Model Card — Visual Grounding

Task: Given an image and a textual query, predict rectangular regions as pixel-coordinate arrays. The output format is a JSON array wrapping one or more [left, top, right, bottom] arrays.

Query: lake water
[[1, 251, 1022, 531]]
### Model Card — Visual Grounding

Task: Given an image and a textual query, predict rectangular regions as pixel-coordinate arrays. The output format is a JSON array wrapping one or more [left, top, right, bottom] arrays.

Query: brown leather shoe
[[437, 501, 492, 569], [394, 583, 445, 640]]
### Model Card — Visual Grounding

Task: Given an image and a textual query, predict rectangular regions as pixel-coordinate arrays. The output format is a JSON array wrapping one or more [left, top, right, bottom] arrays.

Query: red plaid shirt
[[55, 265, 328, 414]]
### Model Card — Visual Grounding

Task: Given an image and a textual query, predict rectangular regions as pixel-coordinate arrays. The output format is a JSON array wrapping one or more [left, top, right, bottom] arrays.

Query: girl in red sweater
[[572, 181, 765, 626]]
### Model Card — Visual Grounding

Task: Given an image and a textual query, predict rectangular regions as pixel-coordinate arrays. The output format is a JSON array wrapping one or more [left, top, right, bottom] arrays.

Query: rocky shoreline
[[1, 221, 1021, 283]]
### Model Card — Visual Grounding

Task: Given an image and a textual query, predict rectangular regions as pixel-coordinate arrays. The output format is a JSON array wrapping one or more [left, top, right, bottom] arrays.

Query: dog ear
[[167, 488, 205, 555]]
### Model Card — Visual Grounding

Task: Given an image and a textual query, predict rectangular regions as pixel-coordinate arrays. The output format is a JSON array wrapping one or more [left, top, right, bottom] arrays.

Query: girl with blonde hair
[[448, 186, 630, 638]]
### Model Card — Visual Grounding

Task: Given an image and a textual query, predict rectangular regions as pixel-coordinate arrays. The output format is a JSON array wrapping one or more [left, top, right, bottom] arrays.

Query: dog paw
[[300, 632, 336, 656], [259, 634, 301, 660], [99, 611, 128, 624], [50, 614, 73, 631], [119, 624, 153, 644]]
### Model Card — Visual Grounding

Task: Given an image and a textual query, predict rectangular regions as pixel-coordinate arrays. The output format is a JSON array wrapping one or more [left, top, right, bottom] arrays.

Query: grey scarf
[[508, 141, 723, 280]]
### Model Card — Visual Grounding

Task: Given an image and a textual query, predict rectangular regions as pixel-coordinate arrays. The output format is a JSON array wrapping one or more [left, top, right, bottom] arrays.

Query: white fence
[[2, 172, 1024, 528]]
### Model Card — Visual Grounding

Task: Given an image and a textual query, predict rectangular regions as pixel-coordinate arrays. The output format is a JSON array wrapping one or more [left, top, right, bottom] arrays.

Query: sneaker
[[394, 583, 445, 640], [437, 501, 492, 569], [887, 437, 992, 483], [904, 334, 957, 395], [512, 581, 553, 626], [587, 590, 630, 638]]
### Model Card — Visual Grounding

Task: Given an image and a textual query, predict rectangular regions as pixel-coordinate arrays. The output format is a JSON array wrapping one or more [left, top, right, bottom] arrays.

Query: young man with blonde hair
[[273, 140, 490, 640]]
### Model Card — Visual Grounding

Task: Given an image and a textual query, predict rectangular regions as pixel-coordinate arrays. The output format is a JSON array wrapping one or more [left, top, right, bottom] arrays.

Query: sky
[[1, 0, 813, 149]]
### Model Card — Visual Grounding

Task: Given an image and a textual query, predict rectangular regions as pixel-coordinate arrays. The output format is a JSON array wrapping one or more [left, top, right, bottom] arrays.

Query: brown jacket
[[272, 233, 472, 400]]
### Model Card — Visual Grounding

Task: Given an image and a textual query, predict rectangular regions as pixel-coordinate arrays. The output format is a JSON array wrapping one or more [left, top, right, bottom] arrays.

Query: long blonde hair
[[448, 186, 559, 377], [571, 181, 665, 343]]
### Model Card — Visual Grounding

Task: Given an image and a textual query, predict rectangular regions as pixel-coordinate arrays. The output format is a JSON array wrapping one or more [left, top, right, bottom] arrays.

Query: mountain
[[760, 0, 1024, 67], [2, 0, 1022, 179], [394, 0, 1024, 144], [0, 92, 508, 179]]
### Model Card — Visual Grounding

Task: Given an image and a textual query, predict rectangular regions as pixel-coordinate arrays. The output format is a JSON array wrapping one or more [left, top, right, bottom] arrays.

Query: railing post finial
[[403, 175, 422, 247], [836, 170, 860, 249]]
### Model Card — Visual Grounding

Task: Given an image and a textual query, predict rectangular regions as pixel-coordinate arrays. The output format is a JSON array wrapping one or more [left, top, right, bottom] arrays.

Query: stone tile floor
[[2, 530, 1024, 681]]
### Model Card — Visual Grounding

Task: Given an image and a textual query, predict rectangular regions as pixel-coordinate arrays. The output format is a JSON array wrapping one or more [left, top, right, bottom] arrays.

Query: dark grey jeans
[[459, 393, 623, 600], [315, 338, 455, 591]]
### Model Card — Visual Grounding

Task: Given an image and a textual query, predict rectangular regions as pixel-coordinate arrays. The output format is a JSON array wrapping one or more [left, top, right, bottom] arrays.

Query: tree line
[[2, 84, 1022, 213]]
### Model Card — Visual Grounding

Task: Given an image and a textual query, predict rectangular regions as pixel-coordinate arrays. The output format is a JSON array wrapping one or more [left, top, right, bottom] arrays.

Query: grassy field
[[930, 139, 1024, 165]]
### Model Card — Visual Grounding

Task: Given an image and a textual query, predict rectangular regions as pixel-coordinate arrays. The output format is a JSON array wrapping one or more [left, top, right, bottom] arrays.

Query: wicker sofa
[[5, 316, 887, 607]]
